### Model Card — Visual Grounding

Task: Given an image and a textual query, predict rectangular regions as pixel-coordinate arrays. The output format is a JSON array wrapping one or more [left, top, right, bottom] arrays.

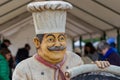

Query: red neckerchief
[[35, 54, 66, 80]]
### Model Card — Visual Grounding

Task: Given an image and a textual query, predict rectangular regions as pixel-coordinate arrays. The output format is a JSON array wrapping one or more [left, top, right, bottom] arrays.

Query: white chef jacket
[[12, 51, 83, 80]]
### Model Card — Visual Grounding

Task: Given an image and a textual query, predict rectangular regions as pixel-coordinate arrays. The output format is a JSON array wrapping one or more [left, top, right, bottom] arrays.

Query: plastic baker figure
[[12, 1, 110, 80]]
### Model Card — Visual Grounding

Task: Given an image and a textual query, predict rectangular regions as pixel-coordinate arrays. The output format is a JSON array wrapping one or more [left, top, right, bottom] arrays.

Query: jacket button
[[41, 72, 44, 75]]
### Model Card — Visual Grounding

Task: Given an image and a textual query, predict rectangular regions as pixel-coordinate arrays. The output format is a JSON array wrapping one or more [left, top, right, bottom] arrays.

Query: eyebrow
[[46, 34, 55, 38], [58, 34, 65, 38]]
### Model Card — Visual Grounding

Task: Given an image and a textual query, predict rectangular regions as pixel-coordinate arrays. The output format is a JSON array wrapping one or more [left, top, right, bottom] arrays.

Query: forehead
[[44, 33, 65, 38]]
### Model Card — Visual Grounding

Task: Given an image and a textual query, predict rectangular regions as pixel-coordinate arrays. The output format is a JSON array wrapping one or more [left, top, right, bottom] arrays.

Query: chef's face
[[34, 33, 66, 64]]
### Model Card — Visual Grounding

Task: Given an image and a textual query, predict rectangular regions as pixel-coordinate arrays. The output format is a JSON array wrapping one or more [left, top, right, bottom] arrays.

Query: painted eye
[[59, 36, 65, 42], [47, 38, 54, 42]]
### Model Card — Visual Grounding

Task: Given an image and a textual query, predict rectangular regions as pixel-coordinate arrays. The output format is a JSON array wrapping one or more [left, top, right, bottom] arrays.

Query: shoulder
[[108, 53, 120, 66], [109, 53, 120, 58], [13, 57, 35, 80], [13, 57, 34, 78], [0, 55, 7, 63], [15, 57, 33, 69], [0, 55, 4, 60], [110, 53, 120, 60], [108, 52, 120, 62], [18, 48, 25, 51], [66, 51, 80, 59], [66, 51, 84, 65]]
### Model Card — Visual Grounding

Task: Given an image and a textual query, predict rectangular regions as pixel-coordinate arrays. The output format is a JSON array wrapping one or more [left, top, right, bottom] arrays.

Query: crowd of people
[[83, 40, 120, 66], [0, 39, 31, 80]]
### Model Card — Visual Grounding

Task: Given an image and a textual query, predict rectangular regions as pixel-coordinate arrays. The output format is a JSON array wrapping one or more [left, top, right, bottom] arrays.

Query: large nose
[[54, 40, 61, 47]]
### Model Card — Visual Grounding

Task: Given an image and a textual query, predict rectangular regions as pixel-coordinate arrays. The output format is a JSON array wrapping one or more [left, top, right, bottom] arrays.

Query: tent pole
[[117, 29, 120, 55], [79, 36, 82, 53], [100, 32, 106, 41], [72, 39, 75, 52]]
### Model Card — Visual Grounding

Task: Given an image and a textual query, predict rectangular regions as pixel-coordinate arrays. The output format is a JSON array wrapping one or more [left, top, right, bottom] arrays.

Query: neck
[[43, 55, 63, 64]]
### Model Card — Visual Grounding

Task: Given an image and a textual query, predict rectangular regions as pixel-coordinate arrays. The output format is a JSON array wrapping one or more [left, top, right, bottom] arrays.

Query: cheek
[[47, 43, 54, 47], [6, 55, 11, 60], [41, 42, 54, 51], [8, 56, 11, 59], [41, 44, 48, 50], [102, 50, 106, 54], [61, 42, 66, 46]]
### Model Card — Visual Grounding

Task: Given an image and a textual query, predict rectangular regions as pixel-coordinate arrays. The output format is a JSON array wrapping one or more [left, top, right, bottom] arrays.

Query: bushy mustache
[[47, 46, 66, 51]]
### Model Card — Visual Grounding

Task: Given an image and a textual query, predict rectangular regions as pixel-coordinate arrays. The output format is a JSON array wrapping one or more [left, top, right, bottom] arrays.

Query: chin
[[56, 53, 65, 57], [52, 54, 64, 59]]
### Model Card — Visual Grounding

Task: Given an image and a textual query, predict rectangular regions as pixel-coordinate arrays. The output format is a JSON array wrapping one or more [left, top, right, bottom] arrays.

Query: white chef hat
[[27, 1, 72, 34]]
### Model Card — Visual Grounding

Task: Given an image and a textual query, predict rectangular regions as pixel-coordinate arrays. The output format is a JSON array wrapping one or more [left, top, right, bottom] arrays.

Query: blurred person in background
[[74, 47, 82, 57], [0, 39, 11, 49], [97, 40, 120, 66], [15, 43, 31, 65], [0, 48, 11, 80], [0, 39, 14, 80], [84, 42, 99, 61], [107, 37, 119, 55]]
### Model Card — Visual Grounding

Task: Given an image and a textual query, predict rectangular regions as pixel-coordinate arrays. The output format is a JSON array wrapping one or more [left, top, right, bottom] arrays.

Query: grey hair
[[97, 40, 110, 52]]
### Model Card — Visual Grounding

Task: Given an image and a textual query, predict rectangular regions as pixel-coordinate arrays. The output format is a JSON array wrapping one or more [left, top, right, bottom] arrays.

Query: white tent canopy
[[0, 0, 120, 55], [1, 0, 120, 40]]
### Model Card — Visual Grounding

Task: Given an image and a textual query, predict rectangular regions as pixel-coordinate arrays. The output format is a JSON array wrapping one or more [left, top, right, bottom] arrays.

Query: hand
[[95, 61, 110, 69]]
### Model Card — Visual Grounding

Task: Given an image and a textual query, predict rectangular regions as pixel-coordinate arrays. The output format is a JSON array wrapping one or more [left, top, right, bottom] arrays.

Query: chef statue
[[12, 1, 110, 80]]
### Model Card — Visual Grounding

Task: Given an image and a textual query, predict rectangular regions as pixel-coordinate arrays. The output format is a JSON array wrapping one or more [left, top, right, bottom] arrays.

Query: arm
[[65, 64, 120, 79], [0, 60, 10, 80]]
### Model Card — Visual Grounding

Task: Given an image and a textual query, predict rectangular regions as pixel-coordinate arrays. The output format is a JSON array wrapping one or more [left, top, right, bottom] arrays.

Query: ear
[[33, 37, 41, 49]]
